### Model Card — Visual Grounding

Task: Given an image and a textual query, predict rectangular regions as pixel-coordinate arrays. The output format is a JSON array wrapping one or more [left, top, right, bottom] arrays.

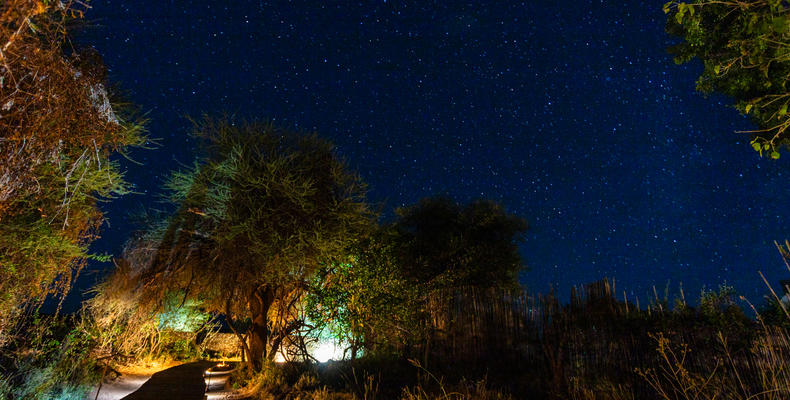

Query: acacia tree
[[0, 0, 145, 329], [129, 118, 372, 370], [664, 0, 790, 157]]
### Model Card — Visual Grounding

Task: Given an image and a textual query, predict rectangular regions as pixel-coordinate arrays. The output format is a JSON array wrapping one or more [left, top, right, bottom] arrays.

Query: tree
[[307, 196, 528, 355], [392, 196, 528, 289], [664, 0, 790, 158], [126, 118, 372, 370], [0, 0, 146, 327], [307, 228, 421, 357]]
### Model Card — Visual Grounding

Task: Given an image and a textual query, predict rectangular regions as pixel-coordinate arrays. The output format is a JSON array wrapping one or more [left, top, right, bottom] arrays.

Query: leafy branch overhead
[[0, 0, 146, 317], [664, 0, 790, 158]]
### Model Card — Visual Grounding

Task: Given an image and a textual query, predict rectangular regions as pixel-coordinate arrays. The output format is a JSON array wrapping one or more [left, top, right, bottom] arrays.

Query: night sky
[[62, 1, 790, 311]]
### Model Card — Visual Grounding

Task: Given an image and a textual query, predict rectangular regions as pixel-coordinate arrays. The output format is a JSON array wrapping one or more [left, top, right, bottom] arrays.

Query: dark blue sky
[[64, 1, 790, 310]]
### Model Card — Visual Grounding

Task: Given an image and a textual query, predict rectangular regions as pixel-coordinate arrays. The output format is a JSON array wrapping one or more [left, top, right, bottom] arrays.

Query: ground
[[86, 360, 224, 400]]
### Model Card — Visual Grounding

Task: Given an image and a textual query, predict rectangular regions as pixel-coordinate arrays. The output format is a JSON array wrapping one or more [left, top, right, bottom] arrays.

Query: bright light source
[[313, 340, 343, 363]]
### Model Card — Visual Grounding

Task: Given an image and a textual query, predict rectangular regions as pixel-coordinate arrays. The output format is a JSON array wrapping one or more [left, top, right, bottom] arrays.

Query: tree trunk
[[268, 319, 302, 361], [225, 298, 254, 372], [240, 337, 246, 364], [247, 285, 275, 370]]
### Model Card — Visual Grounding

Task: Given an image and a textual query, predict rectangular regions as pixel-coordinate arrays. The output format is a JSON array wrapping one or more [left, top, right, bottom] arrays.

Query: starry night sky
[[61, 1, 790, 311]]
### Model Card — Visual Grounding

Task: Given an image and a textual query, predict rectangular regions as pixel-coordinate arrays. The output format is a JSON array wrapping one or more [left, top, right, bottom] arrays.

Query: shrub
[[0, 314, 100, 400]]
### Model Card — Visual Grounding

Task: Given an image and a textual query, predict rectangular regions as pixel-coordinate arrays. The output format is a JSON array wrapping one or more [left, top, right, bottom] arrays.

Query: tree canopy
[[122, 118, 372, 369], [664, 0, 790, 158], [307, 196, 528, 356], [0, 0, 146, 324], [392, 196, 528, 289]]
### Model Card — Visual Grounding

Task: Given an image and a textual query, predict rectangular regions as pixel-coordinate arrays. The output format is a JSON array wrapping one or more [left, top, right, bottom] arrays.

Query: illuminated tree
[[128, 118, 372, 370], [664, 0, 790, 157], [307, 229, 420, 358], [0, 0, 146, 327], [308, 196, 527, 355]]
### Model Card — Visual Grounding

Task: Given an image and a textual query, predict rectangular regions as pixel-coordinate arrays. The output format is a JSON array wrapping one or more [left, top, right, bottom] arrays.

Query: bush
[[0, 314, 100, 400]]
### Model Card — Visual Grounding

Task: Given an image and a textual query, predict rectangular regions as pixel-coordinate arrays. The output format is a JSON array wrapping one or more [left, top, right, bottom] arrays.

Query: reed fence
[[396, 278, 789, 398]]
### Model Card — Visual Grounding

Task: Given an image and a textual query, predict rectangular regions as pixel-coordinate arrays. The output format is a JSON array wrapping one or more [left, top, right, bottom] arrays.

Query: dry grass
[[634, 328, 790, 400], [400, 378, 514, 400]]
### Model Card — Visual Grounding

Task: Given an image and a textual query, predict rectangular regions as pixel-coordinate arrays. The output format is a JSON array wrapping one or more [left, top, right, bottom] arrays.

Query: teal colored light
[[157, 292, 209, 332]]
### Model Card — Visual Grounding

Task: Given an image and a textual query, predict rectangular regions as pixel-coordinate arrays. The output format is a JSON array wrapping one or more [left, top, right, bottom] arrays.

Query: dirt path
[[85, 373, 152, 400], [119, 360, 216, 400]]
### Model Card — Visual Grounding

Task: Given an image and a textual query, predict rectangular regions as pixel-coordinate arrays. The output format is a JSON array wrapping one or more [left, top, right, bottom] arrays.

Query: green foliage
[[307, 233, 423, 355], [692, 285, 754, 351], [0, 314, 100, 400], [0, 126, 141, 315], [158, 333, 201, 360], [157, 291, 211, 332], [151, 117, 372, 301], [118, 117, 373, 368], [307, 196, 528, 356], [0, 0, 148, 321], [699, 284, 738, 317], [664, 0, 790, 155]]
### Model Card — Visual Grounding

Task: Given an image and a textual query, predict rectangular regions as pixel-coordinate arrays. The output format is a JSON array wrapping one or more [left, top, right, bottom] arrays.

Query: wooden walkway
[[121, 361, 216, 400]]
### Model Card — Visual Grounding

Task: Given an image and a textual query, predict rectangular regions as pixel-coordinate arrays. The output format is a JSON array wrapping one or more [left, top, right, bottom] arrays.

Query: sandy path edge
[[84, 373, 153, 400]]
